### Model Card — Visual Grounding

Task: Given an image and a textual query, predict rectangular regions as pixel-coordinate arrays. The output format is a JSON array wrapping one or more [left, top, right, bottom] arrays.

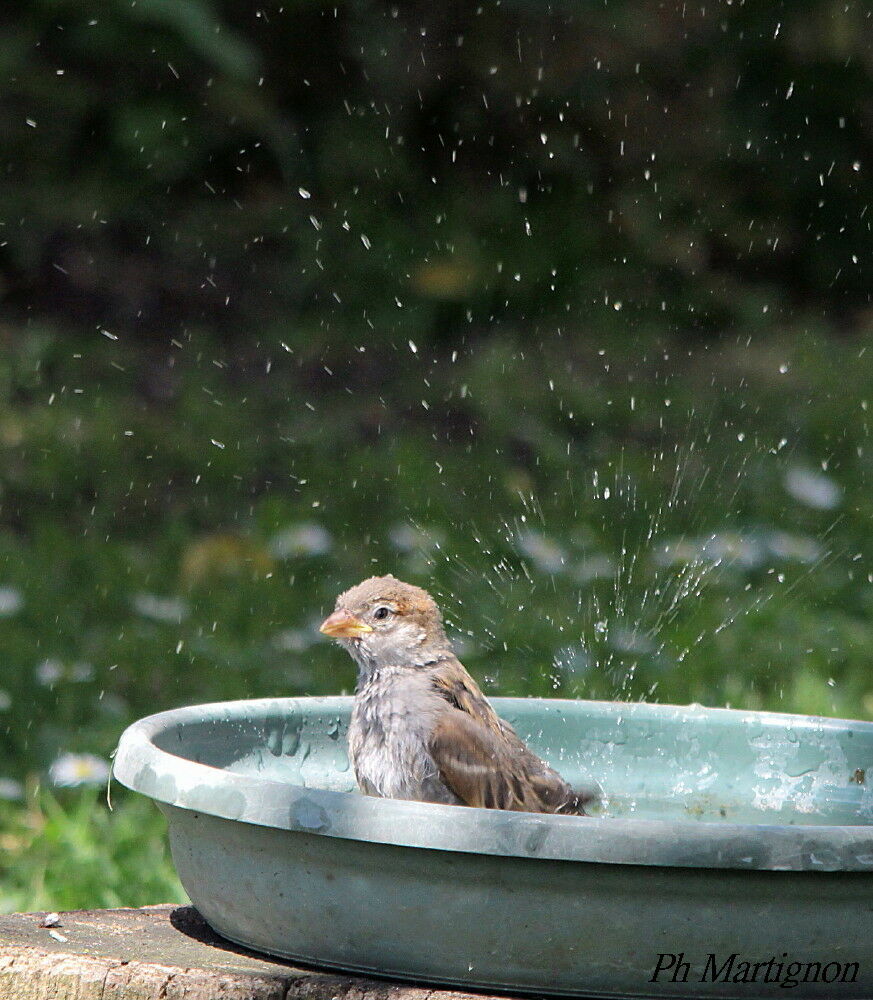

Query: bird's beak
[[319, 609, 374, 639]]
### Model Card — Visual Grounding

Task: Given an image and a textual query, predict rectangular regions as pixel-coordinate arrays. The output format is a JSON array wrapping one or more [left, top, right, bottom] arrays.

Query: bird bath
[[114, 696, 873, 998]]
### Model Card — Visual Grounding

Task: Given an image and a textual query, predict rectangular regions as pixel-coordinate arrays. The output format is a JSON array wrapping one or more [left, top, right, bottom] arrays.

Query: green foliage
[[0, 786, 184, 912], [1, 323, 873, 907], [0, 0, 868, 342]]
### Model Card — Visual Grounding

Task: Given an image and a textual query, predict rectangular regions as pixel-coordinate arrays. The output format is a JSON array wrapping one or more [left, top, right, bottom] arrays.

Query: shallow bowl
[[113, 697, 873, 998]]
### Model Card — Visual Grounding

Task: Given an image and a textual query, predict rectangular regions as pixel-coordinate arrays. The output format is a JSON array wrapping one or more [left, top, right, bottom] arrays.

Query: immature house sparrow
[[320, 574, 587, 814]]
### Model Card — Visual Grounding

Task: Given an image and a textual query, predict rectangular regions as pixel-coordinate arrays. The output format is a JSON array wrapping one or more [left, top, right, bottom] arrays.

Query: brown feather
[[430, 658, 503, 733], [428, 656, 586, 815]]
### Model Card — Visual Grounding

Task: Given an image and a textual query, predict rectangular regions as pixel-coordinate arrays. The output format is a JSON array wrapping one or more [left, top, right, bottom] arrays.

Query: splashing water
[[395, 424, 849, 711]]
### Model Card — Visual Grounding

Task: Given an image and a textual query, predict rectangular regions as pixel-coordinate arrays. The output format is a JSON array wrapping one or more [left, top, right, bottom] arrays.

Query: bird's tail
[[558, 779, 604, 817]]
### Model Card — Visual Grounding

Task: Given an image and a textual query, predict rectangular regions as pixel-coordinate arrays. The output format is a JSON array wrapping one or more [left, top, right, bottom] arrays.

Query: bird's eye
[[373, 606, 391, 620]]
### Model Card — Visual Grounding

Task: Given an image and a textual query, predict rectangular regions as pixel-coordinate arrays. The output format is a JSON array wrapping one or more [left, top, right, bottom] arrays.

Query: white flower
[[69, 662, 95, 683], [273, 627, 318, 652], [132, 593, 190, 623], [701, 532, 766, 569], [0, 778, 23, 800], [609, 626, 655, 656], [572, 554, 614, 583], [49, 753, 110, 788], [0, 690, 10, 711], [764, 530, 822, 564], [35, 659, 94, 686], [784, 467, 842, 511], [388, 523, 445, 552], [655, 533, 765, 570], [654, 538, 704, 566], [658, 530, 823, 570], [98, 693, 128, 717], [269, 523, 333, 559], [36, 659, 64, 686], [0, 586, 23, 616], [516, 531, 567, 574]]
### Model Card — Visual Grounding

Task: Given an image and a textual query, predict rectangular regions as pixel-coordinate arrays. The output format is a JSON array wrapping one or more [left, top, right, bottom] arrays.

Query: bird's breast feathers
[[348, 669, 459, 803]]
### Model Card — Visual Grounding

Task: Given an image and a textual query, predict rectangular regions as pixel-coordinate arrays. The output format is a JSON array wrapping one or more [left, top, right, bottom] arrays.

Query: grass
[[1, 318, 872, 910], [0, 785, 183, 912]]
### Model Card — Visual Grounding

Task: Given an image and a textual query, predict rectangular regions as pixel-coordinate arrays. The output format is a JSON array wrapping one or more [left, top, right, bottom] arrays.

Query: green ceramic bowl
[[114, 697, 873, 998]]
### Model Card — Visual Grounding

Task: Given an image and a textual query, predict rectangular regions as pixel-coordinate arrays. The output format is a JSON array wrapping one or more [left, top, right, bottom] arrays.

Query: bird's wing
[[428, 707, 584, 812], [430, 655, 504, 731], [429, 657, 585, 814]]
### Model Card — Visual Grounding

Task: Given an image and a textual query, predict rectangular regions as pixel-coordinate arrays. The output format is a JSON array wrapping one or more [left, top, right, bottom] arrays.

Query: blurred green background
[[0, 0, 870, 910]]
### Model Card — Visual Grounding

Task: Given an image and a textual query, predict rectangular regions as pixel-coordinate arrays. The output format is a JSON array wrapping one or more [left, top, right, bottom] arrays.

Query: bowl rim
[[113, 695, 873, 873]]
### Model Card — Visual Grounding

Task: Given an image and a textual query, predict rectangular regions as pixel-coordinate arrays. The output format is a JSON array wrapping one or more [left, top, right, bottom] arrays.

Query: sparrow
[[320, 574, 587, 815]]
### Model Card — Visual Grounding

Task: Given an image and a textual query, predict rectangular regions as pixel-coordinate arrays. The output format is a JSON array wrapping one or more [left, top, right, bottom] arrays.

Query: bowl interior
[[150, 697, 873, 827]]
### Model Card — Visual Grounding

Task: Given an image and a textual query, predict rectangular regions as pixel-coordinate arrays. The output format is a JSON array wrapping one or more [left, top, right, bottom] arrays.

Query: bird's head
[[320, 574, 449, 672]]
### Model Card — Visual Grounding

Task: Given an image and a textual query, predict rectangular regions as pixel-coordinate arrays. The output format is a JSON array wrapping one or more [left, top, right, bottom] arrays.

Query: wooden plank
[[0, 905, 484, 1000]]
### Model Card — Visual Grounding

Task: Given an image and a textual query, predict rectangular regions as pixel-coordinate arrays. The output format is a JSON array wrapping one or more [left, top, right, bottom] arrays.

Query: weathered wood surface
[[0, 905, 486, 1000]]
